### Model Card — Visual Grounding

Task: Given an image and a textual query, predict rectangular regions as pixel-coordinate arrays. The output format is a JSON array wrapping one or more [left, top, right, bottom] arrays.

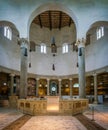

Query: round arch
[[0, 20, 19, 36], [86, 20, 108, 35], [27, 2, 78, 39], [86, 21, 108, 34]]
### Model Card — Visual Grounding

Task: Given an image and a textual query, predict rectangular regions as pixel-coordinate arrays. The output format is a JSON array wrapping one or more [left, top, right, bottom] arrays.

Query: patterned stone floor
[[0, 108, 23, 130], [20, 116, 87, 130], [0, 104, 108, 130], [84, 104, 108, 130]]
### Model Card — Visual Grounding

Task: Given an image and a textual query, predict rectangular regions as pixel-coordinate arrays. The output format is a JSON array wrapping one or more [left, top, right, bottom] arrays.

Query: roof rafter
[[69, 17, 72, 27], [38, 15, 42, 28], [59, 11, 62, 30], [49, 11, 52, 30]]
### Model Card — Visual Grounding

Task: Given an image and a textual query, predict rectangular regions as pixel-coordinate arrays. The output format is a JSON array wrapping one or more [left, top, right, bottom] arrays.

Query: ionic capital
[[75, 38, 86, 48], [10, 73, 15, 77], [69, 78, 73, 81], [59, 79, 62, 82], [92, 72, 97, 77], [47, 78, 50, 81], [18, 38, 29, 48], [36, 78, 39, 81]]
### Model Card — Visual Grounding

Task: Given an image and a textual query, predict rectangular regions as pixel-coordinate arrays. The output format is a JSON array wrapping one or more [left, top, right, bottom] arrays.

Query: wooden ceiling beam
[[49, 11, 52, 30], [59, 11, 62, 30], [69, 17, 72, 27], [38, 15, 42, 28]]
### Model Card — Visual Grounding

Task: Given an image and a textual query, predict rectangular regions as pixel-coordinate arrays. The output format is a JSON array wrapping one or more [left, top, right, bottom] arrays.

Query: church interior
[[0, 0, 108, 130]]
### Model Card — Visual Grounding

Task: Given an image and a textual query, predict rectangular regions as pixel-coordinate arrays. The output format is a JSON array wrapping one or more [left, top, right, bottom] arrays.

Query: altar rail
[[18, 98, 88, 115], [18, 99, 47, 115], [59, 99, 88, 115]]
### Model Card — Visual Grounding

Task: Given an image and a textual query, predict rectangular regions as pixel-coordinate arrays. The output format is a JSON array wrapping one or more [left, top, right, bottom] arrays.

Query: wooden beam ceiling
[[33, 10, 74, 30], [49, 11, 52, 30]]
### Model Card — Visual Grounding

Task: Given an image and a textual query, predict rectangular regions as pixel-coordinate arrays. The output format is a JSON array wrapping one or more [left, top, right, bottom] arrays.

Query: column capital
[[10, 73, 15, 77], [69, 78, 73, 81], [36, 78, 39, 81], [18, 38, 29, 48], [47, 78, 50, 81], [92, 72, 97, 76], [58, 79, 62, 82], [75, 38, 86, 48]]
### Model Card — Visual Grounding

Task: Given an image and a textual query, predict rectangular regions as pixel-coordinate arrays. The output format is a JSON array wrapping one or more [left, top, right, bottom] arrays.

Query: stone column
[[69, 78, 72, 98], [59, 79, 61, 97], [76, 38, 86, 98], [47, 79, 50, 96], [36, 78, 39, 97], [10, 74, 15, 96], [93, 73, 98, 104], [19, 38, 28, 99]]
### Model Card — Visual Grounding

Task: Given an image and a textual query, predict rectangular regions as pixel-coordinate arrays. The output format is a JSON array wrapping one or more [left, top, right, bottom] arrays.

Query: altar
[[46, 96, 59, 112]]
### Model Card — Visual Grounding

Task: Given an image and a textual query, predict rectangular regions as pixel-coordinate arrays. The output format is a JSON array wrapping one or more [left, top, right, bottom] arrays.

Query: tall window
[[40, 43, 46, 53], [62, 43, 68, 53], [4, 26, 12, 40], [96, 26, 104, 40]]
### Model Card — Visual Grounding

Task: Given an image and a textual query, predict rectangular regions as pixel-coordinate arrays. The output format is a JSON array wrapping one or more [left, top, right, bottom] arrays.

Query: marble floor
[[0, 104, 108, 130]]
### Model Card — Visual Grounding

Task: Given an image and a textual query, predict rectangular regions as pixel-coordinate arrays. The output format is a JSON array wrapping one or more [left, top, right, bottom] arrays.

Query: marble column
[[10, 74, 15, 96], [93, 73, 98, 104], [59, 79, 61, 97], [19, 38, 28, 99], [47, 79, 50, 96], [36, 78, 39, 97], [69, 78, 72, 98], [76, 38, 86, 98]]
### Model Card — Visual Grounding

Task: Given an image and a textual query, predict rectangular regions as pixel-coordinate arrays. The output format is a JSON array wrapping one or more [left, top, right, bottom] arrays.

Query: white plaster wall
[[0, 0, 108, 76], [85, 27, 108, 71], [28, 24, 77, 76], [0, 0, 108, 38], [0, 27, 20, 71], [0, 24, 108, 76]]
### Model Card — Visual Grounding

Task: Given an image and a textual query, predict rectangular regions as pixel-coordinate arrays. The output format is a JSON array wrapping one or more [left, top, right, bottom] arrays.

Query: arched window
[[4, 26, 12, 40], [96, 26, 104, 40], [40, 43, 46, 53], [73, 83, 79, 88], [62, 43, 68, 53]]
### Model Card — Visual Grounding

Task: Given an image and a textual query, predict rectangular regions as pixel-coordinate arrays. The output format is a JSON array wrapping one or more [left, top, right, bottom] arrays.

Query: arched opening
[[85, 21, 108, 103], [28, 4, 77, 76]]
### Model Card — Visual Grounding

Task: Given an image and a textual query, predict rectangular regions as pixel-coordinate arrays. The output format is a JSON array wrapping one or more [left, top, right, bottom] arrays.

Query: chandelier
[[51, 36, 57, 71]]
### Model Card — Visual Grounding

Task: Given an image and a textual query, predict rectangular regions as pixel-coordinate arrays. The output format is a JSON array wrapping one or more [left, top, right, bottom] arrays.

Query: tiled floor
[[0, 108, 23, 130], [0, 104, 108, 130], [20, 116, 87, 130], [84, 104, 108, 130]]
